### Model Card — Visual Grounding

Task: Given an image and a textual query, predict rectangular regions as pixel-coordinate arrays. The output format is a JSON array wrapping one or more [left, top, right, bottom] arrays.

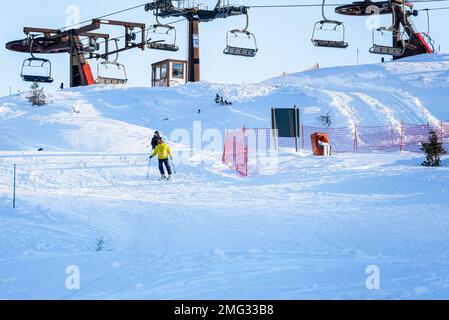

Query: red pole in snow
[[222, 130, 228, 164], [243, 126, 248, 177], [244, 146, 249, 177]]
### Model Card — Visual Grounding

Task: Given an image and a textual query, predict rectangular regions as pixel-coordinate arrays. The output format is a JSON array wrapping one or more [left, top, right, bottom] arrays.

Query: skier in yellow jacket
[[150, 138, 173, 180]]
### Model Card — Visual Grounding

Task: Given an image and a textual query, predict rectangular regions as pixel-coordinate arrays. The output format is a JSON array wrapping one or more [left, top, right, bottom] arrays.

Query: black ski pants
[[159, 158, 172, 175]]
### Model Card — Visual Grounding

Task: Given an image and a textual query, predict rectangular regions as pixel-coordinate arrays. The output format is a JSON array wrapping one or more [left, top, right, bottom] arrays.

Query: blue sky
[[1, 0, 448, 96]]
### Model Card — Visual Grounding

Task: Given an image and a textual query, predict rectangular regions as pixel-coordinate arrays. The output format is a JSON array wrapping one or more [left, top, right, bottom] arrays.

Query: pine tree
[[421, 130, 446, 167], [27, 82, 47, 106]]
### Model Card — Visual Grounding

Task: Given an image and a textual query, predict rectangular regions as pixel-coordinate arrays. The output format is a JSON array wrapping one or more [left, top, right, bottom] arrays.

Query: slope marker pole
[[13, 164, 16, 209]]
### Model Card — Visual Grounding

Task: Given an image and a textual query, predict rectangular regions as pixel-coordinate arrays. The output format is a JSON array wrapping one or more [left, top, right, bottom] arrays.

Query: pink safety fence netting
[[223, 122, 449, 176]]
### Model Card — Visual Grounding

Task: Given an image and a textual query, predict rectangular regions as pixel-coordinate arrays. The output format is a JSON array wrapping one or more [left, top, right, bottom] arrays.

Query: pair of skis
[[146, 157, 176, 179]]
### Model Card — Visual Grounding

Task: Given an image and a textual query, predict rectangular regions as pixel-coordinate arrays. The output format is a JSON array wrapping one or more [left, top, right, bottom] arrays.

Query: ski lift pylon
[[146, 13, 179, 52], [96, 39, 128, 85], [311, 0, 348, 49], [223, 12, 258, 57], [20, 36, 54, 83]]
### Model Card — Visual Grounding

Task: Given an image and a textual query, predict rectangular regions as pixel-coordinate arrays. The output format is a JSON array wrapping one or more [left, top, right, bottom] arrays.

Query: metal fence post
[[294, 106, 299, 153], [13, 164, 16, 209], [301, 124, 305, 150]]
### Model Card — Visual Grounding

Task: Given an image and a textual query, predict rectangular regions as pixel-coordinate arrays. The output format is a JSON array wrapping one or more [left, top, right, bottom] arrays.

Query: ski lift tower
[[335, 1, 433, 59], [145, 1, 248, 82], [6, 19, 147, 87]]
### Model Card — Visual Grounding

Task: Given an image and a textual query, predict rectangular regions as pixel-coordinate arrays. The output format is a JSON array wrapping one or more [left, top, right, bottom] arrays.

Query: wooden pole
[[188, 18, 201, 82]]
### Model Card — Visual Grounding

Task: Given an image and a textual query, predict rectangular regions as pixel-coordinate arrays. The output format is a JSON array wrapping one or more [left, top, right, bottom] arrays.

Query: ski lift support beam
[[6, 18, 146, 87], [145, 1, 248, 22], [336, 0, 433, 59]]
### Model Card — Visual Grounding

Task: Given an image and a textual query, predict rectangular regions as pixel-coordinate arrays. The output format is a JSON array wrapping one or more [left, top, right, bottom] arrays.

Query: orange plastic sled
[[311, 133, 330, 156]]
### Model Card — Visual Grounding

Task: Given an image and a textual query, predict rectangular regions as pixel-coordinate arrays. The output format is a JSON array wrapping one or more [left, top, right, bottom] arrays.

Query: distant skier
[[150, 138, 173, 180], [151, 131, 161, 150]]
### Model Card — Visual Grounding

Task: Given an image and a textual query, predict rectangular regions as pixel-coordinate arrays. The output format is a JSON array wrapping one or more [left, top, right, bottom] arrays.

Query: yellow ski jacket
[[151, 143, 172, 160]]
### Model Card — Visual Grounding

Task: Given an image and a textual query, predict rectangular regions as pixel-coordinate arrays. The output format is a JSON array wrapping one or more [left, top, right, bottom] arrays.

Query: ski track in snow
[[1, 151, 449, 299], [1, 54, 449, 299]]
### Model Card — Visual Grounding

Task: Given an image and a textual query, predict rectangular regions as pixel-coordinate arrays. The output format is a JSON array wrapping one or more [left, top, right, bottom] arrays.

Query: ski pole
[[170, 158, 176, 174], [146, 157, 152, 178]]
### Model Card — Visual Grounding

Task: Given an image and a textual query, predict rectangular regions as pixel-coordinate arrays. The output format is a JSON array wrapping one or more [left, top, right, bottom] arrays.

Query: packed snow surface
[[1, 54, 449, 299]]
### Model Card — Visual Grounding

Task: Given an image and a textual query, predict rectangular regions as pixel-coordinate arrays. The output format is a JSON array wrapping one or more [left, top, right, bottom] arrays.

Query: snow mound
[[0, 54, 448, 152], [1, 54, 449, 299]]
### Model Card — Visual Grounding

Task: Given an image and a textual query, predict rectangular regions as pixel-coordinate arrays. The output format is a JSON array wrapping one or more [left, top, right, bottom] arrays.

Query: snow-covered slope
[[1, 54, 449, 299], [1, 54, 449, 152]]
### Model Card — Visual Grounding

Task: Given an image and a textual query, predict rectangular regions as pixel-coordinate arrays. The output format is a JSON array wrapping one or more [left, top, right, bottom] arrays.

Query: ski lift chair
[[223, 13, 258, 58], [147, 25, 179, 52], [96, 61, 128, 85], [95, 39, 128, 85], [223, 29, 258, 57], [369, 27, 405, 56], [311, 20, 349, 49], [311, 0, 348, 49], [21, 57, 54, 83], [369, 2, 406, 57], [146, 14, 179, 52], [20, 36, 54, 83]]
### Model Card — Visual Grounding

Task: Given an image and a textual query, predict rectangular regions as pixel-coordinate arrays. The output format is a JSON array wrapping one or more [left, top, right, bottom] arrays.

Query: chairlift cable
[[417, 5, 449, 11], [55, 0, 449, 35], [248, 0, 449, 9], [57, 0, 449, 32], [59, 3, 148, 31]]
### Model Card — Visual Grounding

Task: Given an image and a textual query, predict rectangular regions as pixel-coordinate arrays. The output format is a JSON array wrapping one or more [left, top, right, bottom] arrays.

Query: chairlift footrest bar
[[369, 45, 405, 56], [21, 75, 54, 83], [223, 46, 258, 57], [148, 43, 179, 52], [95, 77, 128, 85], [312, 39, 348, 49]]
